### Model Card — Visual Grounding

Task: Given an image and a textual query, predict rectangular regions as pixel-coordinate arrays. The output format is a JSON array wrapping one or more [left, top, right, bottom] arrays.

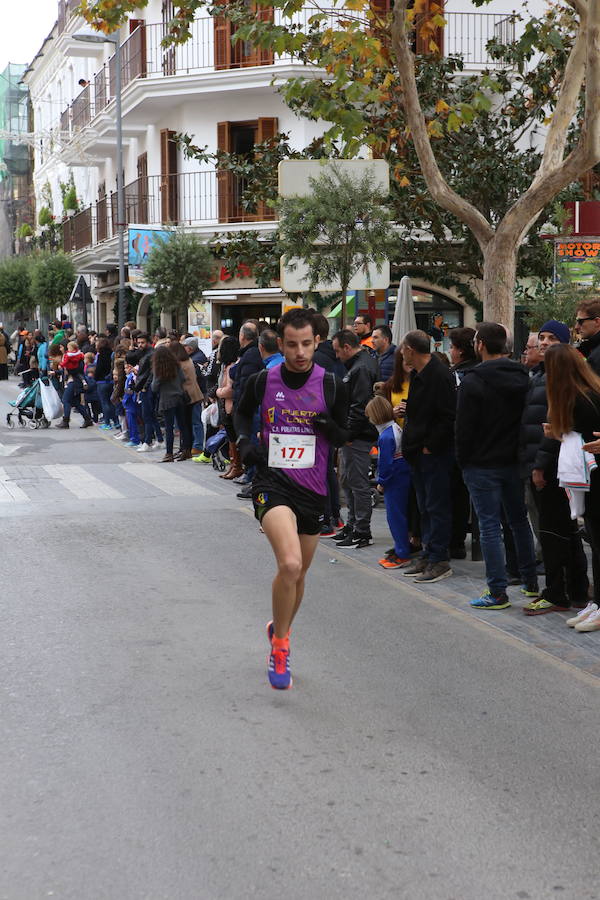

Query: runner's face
[[280, 324, 316, 372]]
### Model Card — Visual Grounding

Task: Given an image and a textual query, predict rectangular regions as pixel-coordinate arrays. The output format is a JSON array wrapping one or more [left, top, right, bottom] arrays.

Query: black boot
[[55, 417, 70, 429], [80, 419, 93, 429]]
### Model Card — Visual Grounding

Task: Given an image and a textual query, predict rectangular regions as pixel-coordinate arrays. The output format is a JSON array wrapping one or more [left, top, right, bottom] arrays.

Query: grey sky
[[0, 0, 58, 74]]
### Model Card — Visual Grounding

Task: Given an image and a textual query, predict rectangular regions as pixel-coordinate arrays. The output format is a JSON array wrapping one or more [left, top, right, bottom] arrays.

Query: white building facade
[[23, 0, 550, 336]]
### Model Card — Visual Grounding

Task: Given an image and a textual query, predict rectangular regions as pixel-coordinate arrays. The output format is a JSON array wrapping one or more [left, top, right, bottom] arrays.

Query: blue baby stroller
[[6, 379, 50, 429], [205, 428, 230, 472]]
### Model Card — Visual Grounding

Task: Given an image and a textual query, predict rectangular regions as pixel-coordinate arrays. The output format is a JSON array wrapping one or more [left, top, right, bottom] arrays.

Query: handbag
[[39, 377, 64, 420]]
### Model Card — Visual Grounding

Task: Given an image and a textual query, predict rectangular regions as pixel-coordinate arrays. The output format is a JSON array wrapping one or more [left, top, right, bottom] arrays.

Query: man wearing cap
[[519, 320, 589, 615], [183, 337, 208, 455]]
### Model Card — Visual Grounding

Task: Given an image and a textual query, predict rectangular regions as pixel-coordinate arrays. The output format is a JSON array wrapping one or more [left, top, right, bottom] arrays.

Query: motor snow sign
[[555, 238, 600, 285]]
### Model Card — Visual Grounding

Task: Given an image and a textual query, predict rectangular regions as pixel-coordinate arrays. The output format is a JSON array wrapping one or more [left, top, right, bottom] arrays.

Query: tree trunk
[[481, 236, 518, 327]]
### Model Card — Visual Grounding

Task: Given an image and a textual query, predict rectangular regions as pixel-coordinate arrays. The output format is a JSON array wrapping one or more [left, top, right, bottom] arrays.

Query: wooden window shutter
[[416, 0, 444, 56], [214, 3, 233, 70], [217, 121, 234, 222], [256, 5, 274, 66], [257, 117, 278, 220], [160, 129, 178, 223]]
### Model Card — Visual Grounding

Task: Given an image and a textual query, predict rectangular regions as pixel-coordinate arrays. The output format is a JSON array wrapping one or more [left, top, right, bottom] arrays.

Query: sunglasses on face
[[576, 317, 596, 325]]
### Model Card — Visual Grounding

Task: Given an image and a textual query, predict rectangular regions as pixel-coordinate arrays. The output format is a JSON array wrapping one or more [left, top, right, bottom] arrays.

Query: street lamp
[[71, 30, 126, 330]]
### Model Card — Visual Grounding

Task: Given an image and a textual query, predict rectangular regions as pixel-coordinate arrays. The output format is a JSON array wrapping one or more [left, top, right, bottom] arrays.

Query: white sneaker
[[567, 602, 598, 627], [152, 442, 164, 452], [136, 442, 152, 452], [575, 607, 600, 632], [113, 432, 128, 441]]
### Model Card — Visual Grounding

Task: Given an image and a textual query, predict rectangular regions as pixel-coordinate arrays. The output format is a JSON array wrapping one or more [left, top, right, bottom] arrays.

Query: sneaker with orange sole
[[268, 635, 292, 690], [378, 553, 410, 569]]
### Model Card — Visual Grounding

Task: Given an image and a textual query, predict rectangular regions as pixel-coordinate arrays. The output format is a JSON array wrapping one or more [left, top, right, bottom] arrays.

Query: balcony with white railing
[[57, 11, 517, 147]]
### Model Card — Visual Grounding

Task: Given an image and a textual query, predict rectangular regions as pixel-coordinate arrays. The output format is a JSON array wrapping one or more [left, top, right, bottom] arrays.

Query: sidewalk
[[328, 506, 600, 681]]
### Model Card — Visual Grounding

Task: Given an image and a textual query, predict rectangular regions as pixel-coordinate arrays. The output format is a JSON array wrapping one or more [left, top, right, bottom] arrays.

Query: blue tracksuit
[[377, 421, 411, 558], [123, 372, 140, 444]]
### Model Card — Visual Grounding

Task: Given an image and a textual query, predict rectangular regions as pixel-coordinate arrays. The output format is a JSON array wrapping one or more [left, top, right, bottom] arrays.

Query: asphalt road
[[1, 379, 599, 900]]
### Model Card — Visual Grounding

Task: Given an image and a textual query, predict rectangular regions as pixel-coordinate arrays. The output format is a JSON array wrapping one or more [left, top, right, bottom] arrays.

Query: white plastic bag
[[39, 378, 64, 420], [208, 402, 219, 428]]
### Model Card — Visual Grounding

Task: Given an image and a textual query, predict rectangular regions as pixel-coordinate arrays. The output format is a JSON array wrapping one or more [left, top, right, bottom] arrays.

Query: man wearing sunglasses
[[575, 300, 600, 375]]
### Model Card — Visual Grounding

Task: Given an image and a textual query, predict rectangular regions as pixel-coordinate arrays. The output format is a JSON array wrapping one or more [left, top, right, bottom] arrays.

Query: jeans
[[63, 382, 90, 422], [410, 451, 453, 564], [341, 440, 374, 535], [462, 464, 537, 596], [163, 404, 185, 455], [97, 381, 118, 427], [191, 401, 204, 451], [140, 388, 163, 444]]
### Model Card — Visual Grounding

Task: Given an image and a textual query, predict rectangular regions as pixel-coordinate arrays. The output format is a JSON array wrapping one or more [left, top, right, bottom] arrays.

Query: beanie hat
[[183, 336, 199, 351], [538, 320, 570, 344]]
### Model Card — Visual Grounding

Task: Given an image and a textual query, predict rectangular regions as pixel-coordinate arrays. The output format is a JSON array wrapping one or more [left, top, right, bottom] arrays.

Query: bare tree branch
[[534, 6, 587, 180], [390, 0, 495, 249]]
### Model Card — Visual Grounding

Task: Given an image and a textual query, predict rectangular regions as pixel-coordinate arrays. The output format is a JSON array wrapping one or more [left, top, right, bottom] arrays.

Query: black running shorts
[[252, 477, 326, 536]]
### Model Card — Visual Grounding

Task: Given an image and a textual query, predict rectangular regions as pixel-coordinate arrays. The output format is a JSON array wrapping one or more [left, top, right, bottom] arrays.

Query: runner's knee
[[278, 556, 303, 583]]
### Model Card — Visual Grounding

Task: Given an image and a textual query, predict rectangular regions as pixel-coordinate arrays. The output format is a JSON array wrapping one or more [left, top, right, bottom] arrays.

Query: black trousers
[[450, 461, 470, 550], [585, 475, 600, 605], [532, 478, 589, 607]]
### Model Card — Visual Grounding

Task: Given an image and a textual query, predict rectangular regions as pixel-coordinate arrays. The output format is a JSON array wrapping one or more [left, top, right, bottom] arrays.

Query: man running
[[234, 309, 347, 690]]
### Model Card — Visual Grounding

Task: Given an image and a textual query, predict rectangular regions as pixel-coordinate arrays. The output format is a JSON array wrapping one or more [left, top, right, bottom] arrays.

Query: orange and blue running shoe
[[268, 636, 292, 690]]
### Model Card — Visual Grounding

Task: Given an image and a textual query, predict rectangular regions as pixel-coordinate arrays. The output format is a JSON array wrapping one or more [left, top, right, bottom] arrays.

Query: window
[[214, 0, 274, 70], [217, 118, 278, 222]]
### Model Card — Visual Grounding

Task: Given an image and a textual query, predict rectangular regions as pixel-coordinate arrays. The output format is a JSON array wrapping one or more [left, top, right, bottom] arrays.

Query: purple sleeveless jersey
[[261, 364, 330, 495]]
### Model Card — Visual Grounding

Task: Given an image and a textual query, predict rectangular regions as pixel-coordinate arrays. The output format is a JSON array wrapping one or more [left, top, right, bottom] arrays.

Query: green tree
[[278, 166, 393, 328], [0, 255, 33, 314], [144, 231, 215, 319], [30, 252, 76, 312]]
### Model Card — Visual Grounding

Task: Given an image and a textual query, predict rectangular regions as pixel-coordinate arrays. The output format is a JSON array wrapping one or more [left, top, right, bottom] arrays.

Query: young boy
[[122, 352, 141, 447], [84, 365, 101, 423]]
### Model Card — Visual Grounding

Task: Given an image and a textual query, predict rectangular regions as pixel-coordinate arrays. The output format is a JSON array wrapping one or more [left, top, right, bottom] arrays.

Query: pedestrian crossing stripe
[[119, 462, 217, 496], [0, 466, 29, 502], [44, 464, 124, 500]]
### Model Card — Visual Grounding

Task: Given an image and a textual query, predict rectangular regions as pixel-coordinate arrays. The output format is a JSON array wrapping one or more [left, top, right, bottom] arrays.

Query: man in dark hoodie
[[331, 329, 379, 548], [457, 322, 538, 610]]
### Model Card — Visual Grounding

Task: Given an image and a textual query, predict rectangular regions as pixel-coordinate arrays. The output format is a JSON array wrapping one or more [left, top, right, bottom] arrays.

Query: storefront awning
[[328, 293, 357, 318]]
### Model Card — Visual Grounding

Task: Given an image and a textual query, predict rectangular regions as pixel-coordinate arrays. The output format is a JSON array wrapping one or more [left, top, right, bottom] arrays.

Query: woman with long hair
[[169, 341, 203, 460], [215, 335, 241, 478], [151, 344, 186, 463], [378, 347, 411, 426], [95, 336, 119, 429], [545, 343, 600, 629]]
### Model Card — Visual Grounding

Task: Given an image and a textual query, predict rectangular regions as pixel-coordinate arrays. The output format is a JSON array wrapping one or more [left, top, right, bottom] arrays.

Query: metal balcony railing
[[71, 85, 91, 131], [65, 171, 277, 252], [63, 207, 93, 252], [445, 12, 516, 67]]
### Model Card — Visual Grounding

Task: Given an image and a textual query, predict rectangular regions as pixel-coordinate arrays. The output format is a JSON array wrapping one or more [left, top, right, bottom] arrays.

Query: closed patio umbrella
[[391, 276, 417, 346]]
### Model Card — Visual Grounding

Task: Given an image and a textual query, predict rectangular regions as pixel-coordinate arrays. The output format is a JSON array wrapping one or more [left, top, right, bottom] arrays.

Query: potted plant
[[38, 206, 53, 232], [63, 185, 78, 218], [17, 223, 33, 242]]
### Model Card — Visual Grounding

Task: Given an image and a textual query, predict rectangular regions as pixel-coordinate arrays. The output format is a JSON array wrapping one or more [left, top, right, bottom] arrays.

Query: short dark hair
[[311, 313, 330, 342], [475, 322, 507, 355], [105, 323, 117, 337], [373, 324, 392, 344], [449, 327, 476, 361], [332, 328, 360, 349], [125, 350, 139, 365], [137, 332, 150, 342], [403, 330, 430, 354], [356, 313, 373, 328], [277, 308, 316, 338], [155, 326, 167, 340], [259, 329, 279, 354], [576, 298, 600, 319]]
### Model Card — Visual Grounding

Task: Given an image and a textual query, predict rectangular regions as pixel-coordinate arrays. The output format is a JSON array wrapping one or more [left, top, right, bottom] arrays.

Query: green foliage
[[16, 223, 33, 239], [144, 230, 215, 315], [41, 182, 53, 209], [517, 278, 597, 331], [38, 206, 54, 227], [278, 166, 393, 327], [30, 252, 76, 312], [0, 256, 33, 312], [211, 230, 281, 288]]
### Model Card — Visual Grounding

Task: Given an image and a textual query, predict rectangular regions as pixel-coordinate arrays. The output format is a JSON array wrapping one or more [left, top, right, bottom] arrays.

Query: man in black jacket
[[576, 298, 600, 375], [135, 332, 163, 450], [519, 321, 589, 614], [457, 322, 537, 610], [331, 329, 379, 548], [233, 323, 264, 409], [400, 330, 456, 583], [372, 325, 396, 381]]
